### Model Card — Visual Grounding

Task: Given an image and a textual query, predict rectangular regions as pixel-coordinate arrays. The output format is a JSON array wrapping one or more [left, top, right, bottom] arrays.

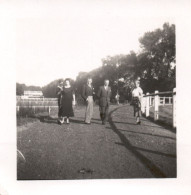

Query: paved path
[[17, 104, 176, 180]]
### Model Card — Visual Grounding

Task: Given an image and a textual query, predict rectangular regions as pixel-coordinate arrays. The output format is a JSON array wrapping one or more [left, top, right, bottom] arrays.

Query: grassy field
[[17, 117, 39, 126], [16, 105, 84, 126], [16, 98, 86, 117], [149, 105, 173, 126]]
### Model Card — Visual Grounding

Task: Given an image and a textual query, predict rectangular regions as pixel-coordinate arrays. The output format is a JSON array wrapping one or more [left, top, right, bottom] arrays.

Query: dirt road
[[17, 104, 176, 180]]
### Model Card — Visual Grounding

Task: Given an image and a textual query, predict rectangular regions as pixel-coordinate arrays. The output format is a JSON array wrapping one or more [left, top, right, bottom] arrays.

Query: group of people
[[56, 78, 143, 125]]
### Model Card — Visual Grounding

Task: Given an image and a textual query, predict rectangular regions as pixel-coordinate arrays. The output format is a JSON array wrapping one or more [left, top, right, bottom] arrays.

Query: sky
[[13, 0, 178, 86]]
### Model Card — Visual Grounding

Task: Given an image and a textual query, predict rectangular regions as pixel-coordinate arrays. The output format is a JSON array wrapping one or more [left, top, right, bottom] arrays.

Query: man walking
[[82, 78, 94, 124], [97, 79, 111, 125]]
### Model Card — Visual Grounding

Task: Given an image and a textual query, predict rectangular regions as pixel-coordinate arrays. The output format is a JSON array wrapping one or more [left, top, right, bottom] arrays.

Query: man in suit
[[97, 79, 112, 125], [82, 78, 94, 124]]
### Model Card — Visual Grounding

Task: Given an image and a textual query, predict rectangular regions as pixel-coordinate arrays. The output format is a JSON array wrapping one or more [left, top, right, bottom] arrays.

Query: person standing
[[59, 79, 76, 124], [82, 78, 94, 124], [115, 93, 120, 105], [56, 80, 64, 119], [97, 79, 111, 125], [132, 80, 143, 124]]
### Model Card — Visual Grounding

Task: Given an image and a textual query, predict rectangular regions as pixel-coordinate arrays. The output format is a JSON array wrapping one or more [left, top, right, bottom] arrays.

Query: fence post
[[141, 94, 145, 114], [173, 88, 176, 128], [154, 90, 159, 121], [149, 96, 152, 106], [48, 106, 51, 116], [146, 93, 150, 117]]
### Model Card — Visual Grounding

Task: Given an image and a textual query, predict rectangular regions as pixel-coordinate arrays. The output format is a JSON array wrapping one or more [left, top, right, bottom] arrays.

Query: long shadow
[[112, 121, 167, 129], [133, 146, 176, 158], [70, 119, 101, 125], [35, 115, 102, 125], [142, 115, 176, 133], [115, 142, 176, 158], [35, 115, 58, 124], [93, 117, 149, 122], [69, 118, 85, 124], [109, 104, 175, 132], [106, 127, 176, 140], [71, 118, 100, 125], [108, 107, 168, 178]]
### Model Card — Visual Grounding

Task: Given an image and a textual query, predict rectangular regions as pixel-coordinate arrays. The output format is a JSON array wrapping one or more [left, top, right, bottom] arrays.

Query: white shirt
[[132, 87, 143, 97], [104, 85, 109, 90]]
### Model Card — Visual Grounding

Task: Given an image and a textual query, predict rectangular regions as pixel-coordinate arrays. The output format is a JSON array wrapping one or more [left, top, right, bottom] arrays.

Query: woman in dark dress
[[58, 79, 76, 124]]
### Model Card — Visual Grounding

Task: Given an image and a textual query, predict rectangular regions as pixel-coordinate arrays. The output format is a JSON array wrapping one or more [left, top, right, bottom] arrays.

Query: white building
[[21, 91, 44, 99]]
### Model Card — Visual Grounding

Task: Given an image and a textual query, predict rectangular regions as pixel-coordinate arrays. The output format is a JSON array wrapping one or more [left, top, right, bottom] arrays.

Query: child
[[132, 80, 143, 124]]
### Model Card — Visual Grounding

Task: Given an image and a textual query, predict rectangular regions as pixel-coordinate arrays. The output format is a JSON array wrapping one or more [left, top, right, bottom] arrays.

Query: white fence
[[16, 105, 58, 116], [16, 96, 57, 101], [141, 88, 176, 128]]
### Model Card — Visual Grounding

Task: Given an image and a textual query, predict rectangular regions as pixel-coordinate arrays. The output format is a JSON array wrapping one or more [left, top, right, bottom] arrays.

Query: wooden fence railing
[[16, 97, 58, 101], [16, 96, 86, 117], [141, 88, 176, 128]]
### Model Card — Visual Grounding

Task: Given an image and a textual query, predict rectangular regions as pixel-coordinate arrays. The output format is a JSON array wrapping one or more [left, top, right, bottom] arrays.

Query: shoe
[[66, 118, 70, 124], [85, 122, 91, 125], [136, 121, 141, 125], [102, 121, 106, 125]]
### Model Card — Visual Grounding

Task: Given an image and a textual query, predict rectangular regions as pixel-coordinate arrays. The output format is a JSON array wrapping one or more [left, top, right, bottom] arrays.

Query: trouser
[[85, 96, 94, 123], [99, 104, 109, 122]]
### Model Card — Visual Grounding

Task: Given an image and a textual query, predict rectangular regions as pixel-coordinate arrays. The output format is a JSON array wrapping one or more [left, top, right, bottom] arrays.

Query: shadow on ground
[[108, 107, 176, 178]]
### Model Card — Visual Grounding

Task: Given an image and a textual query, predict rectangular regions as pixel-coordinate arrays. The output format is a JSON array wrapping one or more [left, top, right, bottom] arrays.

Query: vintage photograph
[[16, 2, 176, 180]]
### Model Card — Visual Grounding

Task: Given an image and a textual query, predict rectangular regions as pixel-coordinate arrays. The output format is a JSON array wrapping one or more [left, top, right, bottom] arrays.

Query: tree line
[[17, 23, 175, 102], [75, 23, 176, 101]]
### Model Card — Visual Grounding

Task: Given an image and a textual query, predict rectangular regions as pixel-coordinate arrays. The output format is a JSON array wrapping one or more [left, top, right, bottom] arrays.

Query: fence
[[141, 88, 176, 128], [16, 105, 55, 116], [16, 96, 57, 101], [16, 96, 86, 117]]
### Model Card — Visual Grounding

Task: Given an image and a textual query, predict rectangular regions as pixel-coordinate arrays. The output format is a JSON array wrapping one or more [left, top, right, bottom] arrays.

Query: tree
[[16, 83, 25, 95], [42, 79, 64, 98], [138, 23, 176, 92], [74, 22, 176, 97]]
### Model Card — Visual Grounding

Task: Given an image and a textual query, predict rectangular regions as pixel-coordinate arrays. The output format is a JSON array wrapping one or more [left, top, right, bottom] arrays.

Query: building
[[21, 91, 44, 99]]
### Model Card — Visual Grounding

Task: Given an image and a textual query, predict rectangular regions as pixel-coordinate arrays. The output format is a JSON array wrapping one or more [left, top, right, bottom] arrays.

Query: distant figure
[[82, 78, 94, 124], [115, 93, 120, 105], [56, 80, 64, 119], [97, 79, 112, 125], [132, 80, 143, 124], [58, 79, 75, 124]]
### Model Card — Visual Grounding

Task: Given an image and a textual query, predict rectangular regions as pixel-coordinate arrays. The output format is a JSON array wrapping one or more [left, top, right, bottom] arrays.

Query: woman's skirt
[[132, 97, 141, 117], [60, 98, 74, 117]]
